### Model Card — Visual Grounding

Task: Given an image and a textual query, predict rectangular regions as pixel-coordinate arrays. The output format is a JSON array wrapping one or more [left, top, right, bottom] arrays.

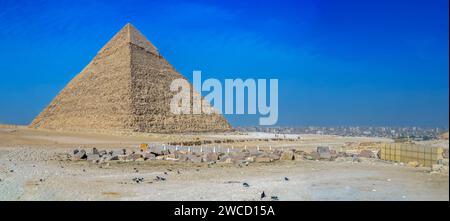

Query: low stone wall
[[380, 143, 444, 167]]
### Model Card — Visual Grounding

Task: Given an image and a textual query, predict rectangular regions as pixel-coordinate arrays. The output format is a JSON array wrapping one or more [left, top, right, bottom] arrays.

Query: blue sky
[[0, 0, 448, 127]]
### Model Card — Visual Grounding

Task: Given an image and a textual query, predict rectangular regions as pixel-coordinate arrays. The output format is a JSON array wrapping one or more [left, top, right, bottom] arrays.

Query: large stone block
[[317, 146, 331, 160], [280, 151, 295, 161]]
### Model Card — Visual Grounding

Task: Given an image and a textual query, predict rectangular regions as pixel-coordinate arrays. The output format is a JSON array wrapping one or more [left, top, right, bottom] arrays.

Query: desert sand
[[0, 125, 448, 201]]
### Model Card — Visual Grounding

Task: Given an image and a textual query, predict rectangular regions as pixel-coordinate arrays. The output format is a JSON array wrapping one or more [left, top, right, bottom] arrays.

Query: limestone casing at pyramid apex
[[98, 23, 160, 56]]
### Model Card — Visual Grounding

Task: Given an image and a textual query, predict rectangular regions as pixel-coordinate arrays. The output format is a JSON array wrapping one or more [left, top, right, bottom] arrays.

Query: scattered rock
[[306, 152, 320, 160], [92, 148, 99, 155], [280, 151, 295, 161], [98, 150, 107, 156], [116, 155, 128, 161], [164, 153, 176, 159], [284, 177, 289, 181], [407, 161, 420, 167], [108, 155, 119, 161], [189, 155, 203, 163], [432, 164, 443, 171], [126, 153, 143, 161], [317, 146, 331, 160], [172, 150, 183, 159], [337, 152, 348, 158], [73, 149, 87, 160], [135, 158, 145, 162], [203, 153, 219, 162], [294, 151, 306, 161], [243, 182, 250, 188], [359, 150, 375, 158], [352, 155, 361, 163], [245, 156, 255, 163], [87, 153, 100, 161], [229, 152, 250, 162], [254, 156, 272, 163], [443, 149, 449, 159], [176, 154, 189, 162], [328, 150, 338, 160], [160, 150, 171, 156], [241, 148, 250, 153], [223, 158, 233, 164]]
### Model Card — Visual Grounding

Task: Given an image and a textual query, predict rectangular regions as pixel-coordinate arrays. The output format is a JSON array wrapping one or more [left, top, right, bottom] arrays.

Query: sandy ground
[[0, 125, 448, 201]]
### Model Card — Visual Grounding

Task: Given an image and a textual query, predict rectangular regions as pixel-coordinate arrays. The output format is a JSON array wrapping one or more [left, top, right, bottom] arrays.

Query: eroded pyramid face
[[30, 23, 232, 133]]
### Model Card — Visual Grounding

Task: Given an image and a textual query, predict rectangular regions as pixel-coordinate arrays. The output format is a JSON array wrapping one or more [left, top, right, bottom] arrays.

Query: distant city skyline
[[0, 0, 448, 127], [237, 125, 448, 138]]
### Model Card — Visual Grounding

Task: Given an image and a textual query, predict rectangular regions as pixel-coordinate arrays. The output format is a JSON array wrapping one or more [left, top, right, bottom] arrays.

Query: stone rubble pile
[[168, 137, 298, 147], [69, 145, 382, 165], [431, 155, 449, 173]]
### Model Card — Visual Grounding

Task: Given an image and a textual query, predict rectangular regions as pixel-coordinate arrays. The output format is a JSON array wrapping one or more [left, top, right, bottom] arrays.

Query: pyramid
[[30, 23, 232, 133]]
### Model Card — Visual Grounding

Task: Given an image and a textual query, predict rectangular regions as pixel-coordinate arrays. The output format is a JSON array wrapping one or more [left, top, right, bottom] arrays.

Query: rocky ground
[[0, 125, 448, 201]]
